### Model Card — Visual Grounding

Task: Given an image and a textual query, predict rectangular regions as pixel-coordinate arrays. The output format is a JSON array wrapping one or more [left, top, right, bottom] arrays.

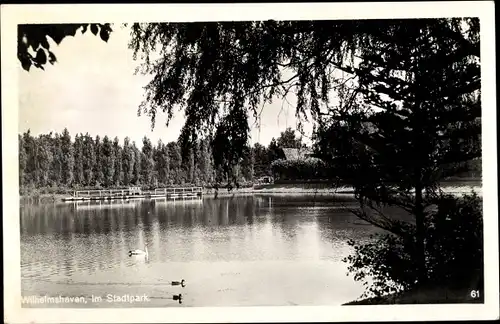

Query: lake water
[[18, 194, 438, 307]]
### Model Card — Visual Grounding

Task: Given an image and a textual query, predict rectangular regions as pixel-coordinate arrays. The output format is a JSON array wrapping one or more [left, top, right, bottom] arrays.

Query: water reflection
[[20, 195, 390, 307]]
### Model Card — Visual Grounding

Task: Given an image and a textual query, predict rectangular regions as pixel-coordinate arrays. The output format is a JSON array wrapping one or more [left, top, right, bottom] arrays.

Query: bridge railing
[[75, 187, 143, 197], [154, 187, 203, 195], [74, 187, 203, 197]]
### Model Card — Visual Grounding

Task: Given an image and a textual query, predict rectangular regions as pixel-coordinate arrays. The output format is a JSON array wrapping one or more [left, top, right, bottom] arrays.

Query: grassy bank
[[206, 182, 354, 197], [207, 181, 481, 198], [20, 187, 74, 204], [343, 285, 483, 305], [21, 193, 67, 204]]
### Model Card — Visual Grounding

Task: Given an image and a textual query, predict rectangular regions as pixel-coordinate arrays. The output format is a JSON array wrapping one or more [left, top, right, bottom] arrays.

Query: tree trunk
[[414, 173, 427, 287]]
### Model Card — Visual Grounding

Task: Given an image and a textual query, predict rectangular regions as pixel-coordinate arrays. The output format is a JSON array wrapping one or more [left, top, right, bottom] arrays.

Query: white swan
[[129, 244, 148, 257]]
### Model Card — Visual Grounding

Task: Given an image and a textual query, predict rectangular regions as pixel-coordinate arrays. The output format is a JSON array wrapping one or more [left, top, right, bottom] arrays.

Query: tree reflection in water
[[20, 195, 386, 307]]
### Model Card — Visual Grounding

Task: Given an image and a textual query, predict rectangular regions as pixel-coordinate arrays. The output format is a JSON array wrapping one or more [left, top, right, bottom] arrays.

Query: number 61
[[470, 290, 480, 298]]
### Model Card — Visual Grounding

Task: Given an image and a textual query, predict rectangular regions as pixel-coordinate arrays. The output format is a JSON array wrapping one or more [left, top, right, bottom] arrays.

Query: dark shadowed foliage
[[127, 20, 393, 177], [271, 158, 335, 181], [343, 193, 483, 300], [312, 18, 480, 287], [127, 19, 479, 187], [18, 23, 112, 71]]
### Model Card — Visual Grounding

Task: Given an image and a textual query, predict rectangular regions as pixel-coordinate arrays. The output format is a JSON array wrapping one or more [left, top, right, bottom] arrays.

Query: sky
[[18, 25, 313, 147]]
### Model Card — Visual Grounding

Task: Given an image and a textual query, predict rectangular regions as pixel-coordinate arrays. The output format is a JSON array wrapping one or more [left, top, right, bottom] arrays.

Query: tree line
[[18, 127, 307, 191], [19, 124, 480, 192]]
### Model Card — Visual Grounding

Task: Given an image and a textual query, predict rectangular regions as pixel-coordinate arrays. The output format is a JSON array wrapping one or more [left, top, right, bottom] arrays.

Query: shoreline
[[19, 188, 356, 204], [20, 181, 481, 204]]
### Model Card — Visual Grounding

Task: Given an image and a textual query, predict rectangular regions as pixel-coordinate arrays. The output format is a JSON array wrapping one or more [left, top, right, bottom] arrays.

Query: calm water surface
[[21, 195, 394, 307]]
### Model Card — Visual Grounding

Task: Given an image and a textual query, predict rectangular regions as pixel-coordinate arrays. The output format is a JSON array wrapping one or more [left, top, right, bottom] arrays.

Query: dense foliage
[[128, 19, 479, 181], [343, 193, 483, 299], [271, 158, 334, 181], [128, 20, 378, 174], [19, 127, 310, 192], [312, 18, 481, 286], [18, 23, 112, 71]]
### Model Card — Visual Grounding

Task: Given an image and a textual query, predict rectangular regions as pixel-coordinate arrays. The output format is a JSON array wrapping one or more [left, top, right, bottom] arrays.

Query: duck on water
[[172, 279, 186, 287], [173, 294, 182, 304]]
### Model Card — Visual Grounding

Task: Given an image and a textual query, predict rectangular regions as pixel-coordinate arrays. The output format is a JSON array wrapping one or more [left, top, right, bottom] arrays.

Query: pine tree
[[101, 135, 115, 187], [59, 128, 74, 186], [122, 137, 134, 186], [82, 133, 95, 186], [93, 135, 104, 186], [72, 133, 85, 187], [161, 142, 170, 185], [197, 139, 212, 185], [22, 130, 37, 187], [192, 141, 204, 185], [141, 136, 154, 186], [131, 142, 142, 185], [167, 141, 182, 184], [186, 146, 196, 184], [113, 137, 123, 186], [19, 134, 27, 188], [49, 133, 63, 186], [154, 140, 169, 186], [37, 134, 53, 187]]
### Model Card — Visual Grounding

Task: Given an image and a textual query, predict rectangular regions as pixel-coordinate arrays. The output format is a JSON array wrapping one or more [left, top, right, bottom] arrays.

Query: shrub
[[271, 158, 334, 181], [343, 192, 483, 299], [425, 192, 483, 289]]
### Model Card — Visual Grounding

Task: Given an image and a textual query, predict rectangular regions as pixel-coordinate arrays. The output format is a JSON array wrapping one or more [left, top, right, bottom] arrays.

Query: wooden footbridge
[[62, 186, 203, 202]]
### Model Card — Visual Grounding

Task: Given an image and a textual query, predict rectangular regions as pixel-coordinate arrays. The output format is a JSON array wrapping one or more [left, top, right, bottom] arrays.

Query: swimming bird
[[173, 294, 182, 304], [172, 279, 185, 287], [129, 244, 148, 257]]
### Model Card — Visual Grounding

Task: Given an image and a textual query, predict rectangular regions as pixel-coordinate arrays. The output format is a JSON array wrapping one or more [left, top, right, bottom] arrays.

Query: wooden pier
[[62, 187, 203, 202]]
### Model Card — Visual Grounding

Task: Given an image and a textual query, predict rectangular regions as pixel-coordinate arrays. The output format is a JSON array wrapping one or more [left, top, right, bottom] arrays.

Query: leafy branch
[[18, 23, 113, 71]]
